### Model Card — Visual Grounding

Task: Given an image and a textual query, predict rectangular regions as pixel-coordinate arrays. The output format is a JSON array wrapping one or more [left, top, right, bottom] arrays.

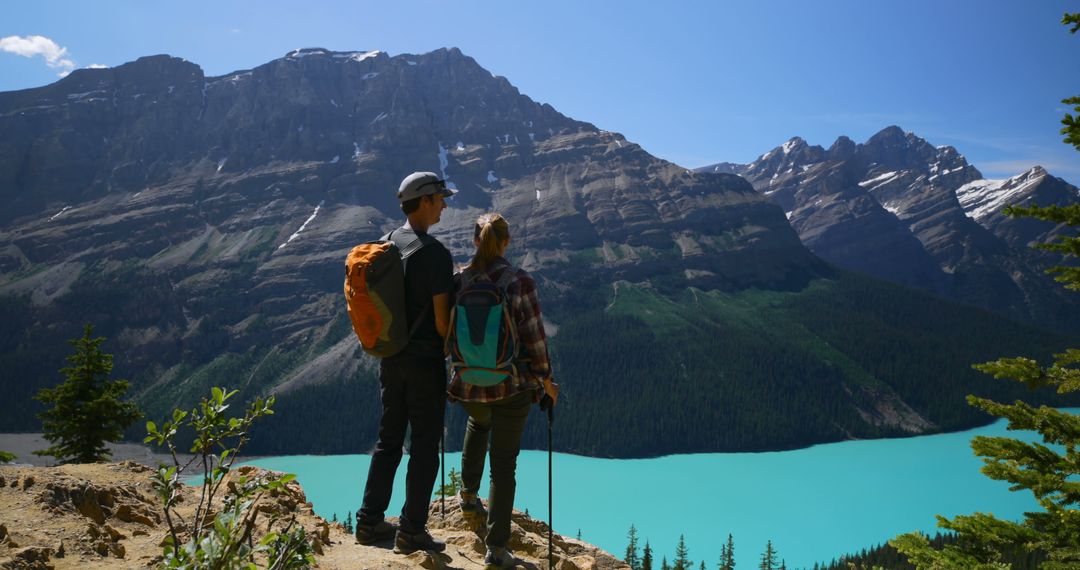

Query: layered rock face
[[701, 126, 1080, 329], [0, 48, 822, 430]]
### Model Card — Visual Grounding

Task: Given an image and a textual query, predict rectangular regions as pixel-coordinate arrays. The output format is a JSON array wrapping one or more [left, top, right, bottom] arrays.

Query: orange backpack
[[343, 230, 433, 358]]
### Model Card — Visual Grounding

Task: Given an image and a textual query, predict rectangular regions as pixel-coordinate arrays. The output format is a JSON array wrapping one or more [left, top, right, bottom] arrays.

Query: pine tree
[[1062, 13, 1080, 151], [673, 534, 692, 570], [331, 512, 338, 523], [625, 524, 641, 569], [643, 540, 654, 570], [344, 511, 354, 534], [700, 562, 707, 570], [436, 467, 462, 498], [759, 540, 777, 570], [891, 11, 1080, 569], [719, 533, 736, 570], [33, 325, 142, 463], [662, 556, 670, 570]]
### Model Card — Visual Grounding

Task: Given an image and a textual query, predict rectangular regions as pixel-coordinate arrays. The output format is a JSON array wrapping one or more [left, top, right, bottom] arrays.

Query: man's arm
[[433, 292, 451, 340]]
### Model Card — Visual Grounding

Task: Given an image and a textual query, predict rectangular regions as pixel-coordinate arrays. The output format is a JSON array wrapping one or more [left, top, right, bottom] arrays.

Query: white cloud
[[0, 35, 76, 77], [86, 63, 108, 69]]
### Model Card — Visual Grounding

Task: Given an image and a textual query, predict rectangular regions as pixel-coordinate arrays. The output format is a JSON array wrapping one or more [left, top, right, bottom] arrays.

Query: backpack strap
[[384, 228, 436, 272], [491, 265, 523, 366], [458, 267, 485, 288], [400, 234, 435, 265], [384, 227, 439, 340], [493, 266, 516, 292]]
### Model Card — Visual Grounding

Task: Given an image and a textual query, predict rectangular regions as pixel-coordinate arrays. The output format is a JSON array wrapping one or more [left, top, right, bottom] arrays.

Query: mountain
[[699, 127, 1080, 331], [1, 50, 1077, 458], [957, 165, 1079, 248]]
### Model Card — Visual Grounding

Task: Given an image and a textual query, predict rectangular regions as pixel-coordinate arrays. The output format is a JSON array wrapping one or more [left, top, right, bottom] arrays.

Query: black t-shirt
[[384, 227, 454, 362]]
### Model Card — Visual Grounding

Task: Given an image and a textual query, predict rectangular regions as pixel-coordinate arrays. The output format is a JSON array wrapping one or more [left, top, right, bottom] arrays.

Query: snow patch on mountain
[[287, 48, 330, 59], [278, 201, 324, 250], [67, 90, 106, 100], [49, 206, 71, 222], [880, 201, 903, 216], [956, 167, 1046, 222], [347, 51, 381, 63], [858, 171, 900, 190], [437, 143, 458, 190], [781, 138, 803, 154]]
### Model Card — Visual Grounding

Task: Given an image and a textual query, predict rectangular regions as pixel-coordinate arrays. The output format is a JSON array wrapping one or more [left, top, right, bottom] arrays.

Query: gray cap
[[397, 171, 456, 202]]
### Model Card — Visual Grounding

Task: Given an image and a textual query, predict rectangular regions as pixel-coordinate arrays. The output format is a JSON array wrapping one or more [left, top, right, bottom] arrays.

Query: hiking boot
[[394, 529, 446, 554], [355, 519, 396, 545], [459, 492, 487, 520], [484, 546, 518, 569]]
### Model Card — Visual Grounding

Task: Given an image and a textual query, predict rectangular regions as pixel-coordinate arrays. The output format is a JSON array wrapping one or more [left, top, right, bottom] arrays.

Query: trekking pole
[[441, 425, 446, 519], [547, 400, 554, 569]]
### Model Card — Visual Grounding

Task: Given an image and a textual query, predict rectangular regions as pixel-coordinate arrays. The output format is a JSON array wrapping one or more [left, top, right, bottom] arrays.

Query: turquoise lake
[[239, 410, 1074, 569]]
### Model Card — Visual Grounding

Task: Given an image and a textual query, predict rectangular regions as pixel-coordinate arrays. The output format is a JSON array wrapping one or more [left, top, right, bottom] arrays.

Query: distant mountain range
[[1, 49, 1076, 457], [698, 128, 1080, 330]]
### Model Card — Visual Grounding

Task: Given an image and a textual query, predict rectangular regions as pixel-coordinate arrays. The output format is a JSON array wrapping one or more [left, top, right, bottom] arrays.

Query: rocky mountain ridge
[[0, 47, 828, 450], [2, 50, 1078, 458], [699, 126, 1080, 329]]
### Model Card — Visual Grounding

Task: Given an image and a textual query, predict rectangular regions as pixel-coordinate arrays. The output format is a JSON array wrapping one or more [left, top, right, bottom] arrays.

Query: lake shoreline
[[0, 412, 1012, 466]]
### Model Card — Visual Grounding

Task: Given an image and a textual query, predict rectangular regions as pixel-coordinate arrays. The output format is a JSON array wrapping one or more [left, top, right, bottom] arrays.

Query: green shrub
[[145, 387, 315, 569]]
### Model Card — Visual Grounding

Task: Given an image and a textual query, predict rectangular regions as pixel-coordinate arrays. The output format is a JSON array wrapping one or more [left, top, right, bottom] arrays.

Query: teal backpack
[[447, 268, 519, 386]]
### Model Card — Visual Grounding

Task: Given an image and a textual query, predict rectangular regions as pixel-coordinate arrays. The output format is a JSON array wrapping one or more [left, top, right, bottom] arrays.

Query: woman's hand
[[541, 379, 559, 409]]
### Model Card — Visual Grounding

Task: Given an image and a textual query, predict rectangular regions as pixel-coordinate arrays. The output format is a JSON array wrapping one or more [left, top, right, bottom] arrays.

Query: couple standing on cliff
[[352, 171, 560, 569]]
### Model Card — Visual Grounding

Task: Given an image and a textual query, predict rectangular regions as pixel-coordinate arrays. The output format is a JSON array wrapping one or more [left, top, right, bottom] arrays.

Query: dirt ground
[[0, 461, 627, 569]]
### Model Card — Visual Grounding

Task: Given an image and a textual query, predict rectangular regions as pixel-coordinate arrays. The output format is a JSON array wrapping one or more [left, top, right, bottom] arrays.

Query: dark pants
[[460, 390, 533, 549], [359, 357, 447, 534]]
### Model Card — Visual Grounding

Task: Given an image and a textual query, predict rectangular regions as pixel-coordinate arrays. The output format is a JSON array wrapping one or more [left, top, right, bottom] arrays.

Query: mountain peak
[[872, 125, 907, 139], [1024, 165, 1048, 178], [865, 125, 924, 150], [758, 136, 810, 161], [52, 53, 203, 94], [781, 136, 807, 153], [828, 135, 857, 160]]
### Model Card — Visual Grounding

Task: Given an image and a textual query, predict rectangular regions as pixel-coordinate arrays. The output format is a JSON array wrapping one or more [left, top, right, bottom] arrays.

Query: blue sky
[[3, 1, 1079, 183]]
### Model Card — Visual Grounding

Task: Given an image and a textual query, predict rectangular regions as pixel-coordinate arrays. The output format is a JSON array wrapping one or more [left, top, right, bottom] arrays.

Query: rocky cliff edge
[[0, 462, 625, 569]]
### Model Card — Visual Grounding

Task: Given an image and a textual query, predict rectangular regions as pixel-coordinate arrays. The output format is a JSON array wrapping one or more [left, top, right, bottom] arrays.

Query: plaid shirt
[[447, 257, 552, 404]]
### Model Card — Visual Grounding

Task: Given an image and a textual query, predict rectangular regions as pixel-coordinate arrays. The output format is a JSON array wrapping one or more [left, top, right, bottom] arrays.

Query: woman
[[447, 213, 559, 569]]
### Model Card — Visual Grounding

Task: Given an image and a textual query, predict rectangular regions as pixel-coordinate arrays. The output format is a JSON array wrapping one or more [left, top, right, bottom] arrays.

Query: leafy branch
[[145, 387, 314, 569]]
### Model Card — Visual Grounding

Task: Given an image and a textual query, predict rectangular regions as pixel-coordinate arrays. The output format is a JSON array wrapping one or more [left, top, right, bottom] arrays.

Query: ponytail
[[469, 213, 510, 271]]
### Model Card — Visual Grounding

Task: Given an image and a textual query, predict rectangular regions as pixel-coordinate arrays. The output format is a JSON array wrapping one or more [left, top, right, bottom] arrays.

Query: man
[[355, 172, 455, 554]]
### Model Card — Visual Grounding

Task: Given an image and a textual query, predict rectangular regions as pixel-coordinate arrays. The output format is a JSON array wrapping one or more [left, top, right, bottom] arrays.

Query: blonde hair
[[469, 213, 510, 271]]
